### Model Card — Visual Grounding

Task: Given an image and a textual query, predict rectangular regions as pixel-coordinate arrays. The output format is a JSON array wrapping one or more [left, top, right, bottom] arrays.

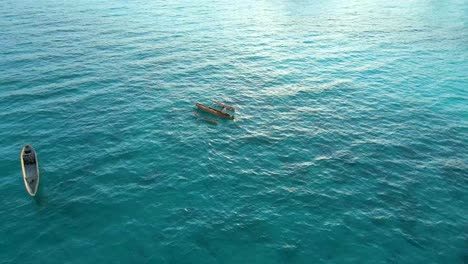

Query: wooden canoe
[[20, 145, 39, 196], [195, 103, 234, 120]]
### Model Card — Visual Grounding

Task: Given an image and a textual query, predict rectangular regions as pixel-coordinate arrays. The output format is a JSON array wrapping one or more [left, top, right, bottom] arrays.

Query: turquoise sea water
[[1, 0, 467, 263]]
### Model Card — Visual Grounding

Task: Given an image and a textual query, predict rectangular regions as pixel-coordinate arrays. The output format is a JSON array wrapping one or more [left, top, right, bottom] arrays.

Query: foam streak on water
[[0, 0, 467, 263]]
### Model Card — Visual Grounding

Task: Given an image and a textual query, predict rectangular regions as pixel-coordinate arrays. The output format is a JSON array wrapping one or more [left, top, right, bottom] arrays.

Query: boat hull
[[195, 103, 234, 119], [20, 145, 39, 196]]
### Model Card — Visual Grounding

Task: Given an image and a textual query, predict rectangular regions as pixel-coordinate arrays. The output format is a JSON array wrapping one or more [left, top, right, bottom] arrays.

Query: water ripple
[[1, 0, 467, 263]]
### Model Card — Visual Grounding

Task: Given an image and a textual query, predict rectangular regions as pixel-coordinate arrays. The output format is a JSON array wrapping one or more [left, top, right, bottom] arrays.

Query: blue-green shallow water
[[1, 0, 467, 263]]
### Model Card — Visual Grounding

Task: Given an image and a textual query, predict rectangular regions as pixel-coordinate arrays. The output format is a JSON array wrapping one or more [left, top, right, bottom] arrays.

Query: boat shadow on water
[[31, 183, 46, 207], [194, 111, 219, 125]]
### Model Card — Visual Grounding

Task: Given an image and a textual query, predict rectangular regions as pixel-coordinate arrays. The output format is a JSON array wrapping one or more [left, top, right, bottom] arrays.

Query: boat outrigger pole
[[212, 101, 235, 112]]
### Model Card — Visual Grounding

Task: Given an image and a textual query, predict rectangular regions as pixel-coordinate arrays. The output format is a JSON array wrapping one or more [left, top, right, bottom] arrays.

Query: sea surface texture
[[0, 0, 467, 263]]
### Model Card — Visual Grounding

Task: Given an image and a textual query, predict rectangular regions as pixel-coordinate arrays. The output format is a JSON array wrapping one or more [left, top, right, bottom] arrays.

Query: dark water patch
[[400, 231, 426, 250], [137, 173, 163, 187]]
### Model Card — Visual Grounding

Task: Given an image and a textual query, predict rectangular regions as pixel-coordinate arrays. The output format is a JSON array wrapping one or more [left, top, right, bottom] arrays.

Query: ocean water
[[0, 0, 467, 263]]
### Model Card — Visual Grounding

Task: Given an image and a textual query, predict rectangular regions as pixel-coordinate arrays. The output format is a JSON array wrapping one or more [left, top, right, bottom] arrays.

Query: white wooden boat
[[20, 145, 39, 196]]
